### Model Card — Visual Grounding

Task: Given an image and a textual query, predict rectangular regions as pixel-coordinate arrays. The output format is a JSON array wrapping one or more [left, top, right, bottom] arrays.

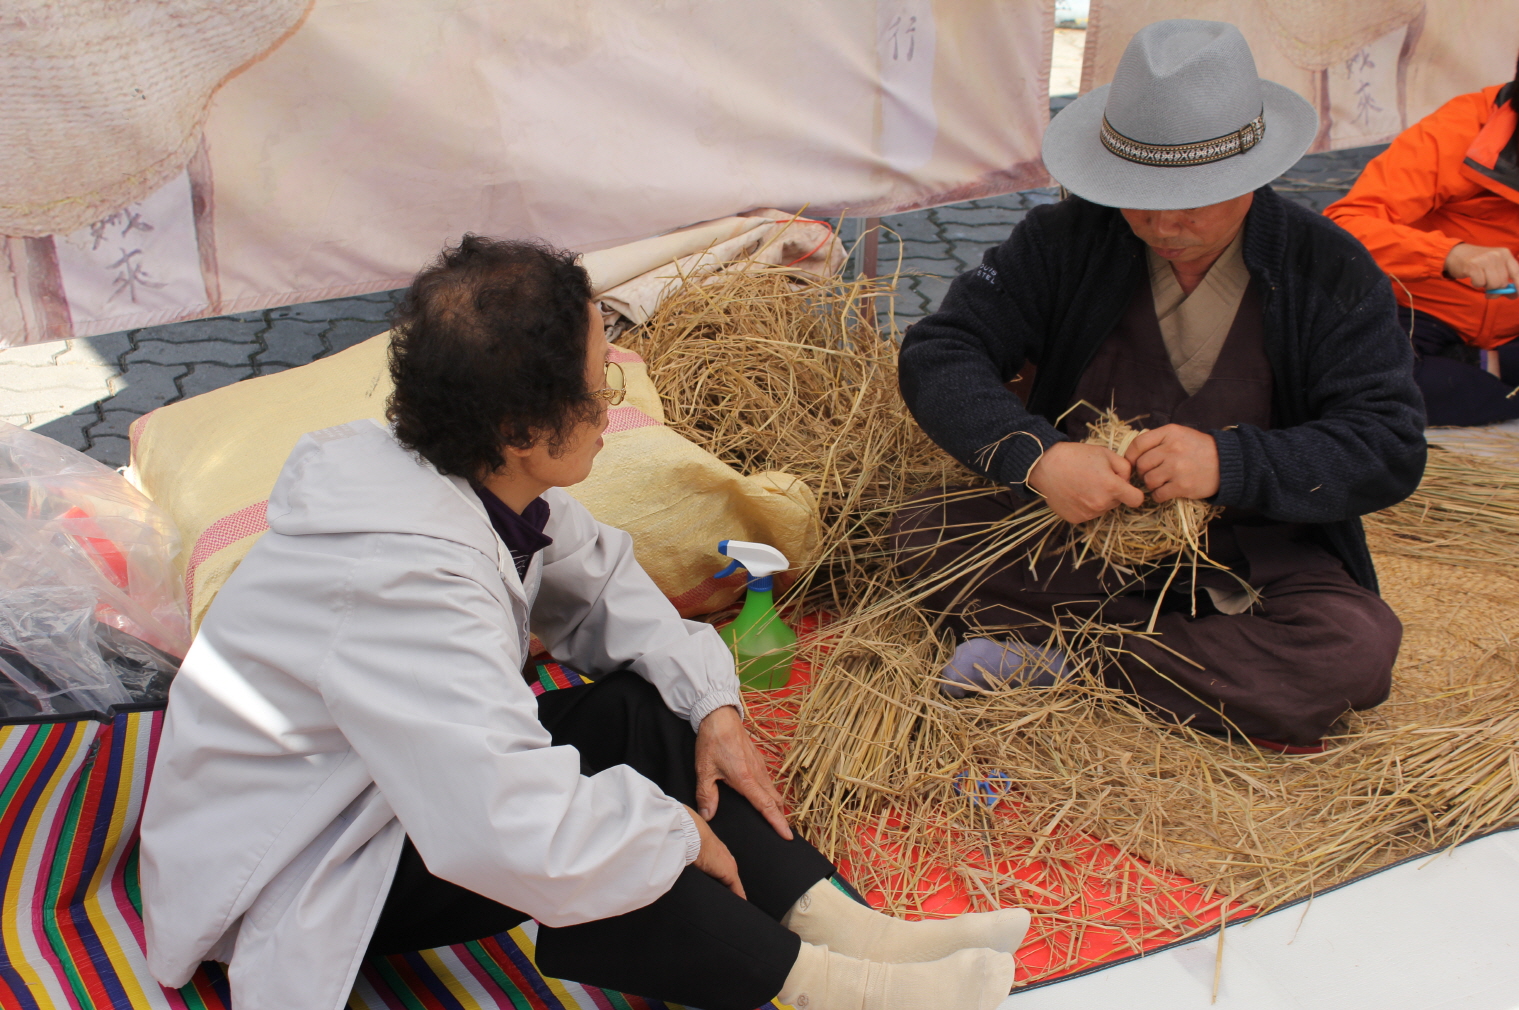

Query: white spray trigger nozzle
[[717, 539, 789, 579]]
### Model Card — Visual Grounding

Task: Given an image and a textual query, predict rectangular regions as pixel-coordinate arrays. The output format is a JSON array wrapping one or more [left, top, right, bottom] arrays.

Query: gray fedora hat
[[1042, 19, 1318, 210]]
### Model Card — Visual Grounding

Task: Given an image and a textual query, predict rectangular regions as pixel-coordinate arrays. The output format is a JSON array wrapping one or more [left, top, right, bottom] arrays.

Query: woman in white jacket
[[138, 237, 1029, 1010]]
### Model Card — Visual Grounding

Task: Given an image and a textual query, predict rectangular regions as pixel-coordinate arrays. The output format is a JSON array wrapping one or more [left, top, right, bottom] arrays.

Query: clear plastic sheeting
[[0, 422, 187, 718]]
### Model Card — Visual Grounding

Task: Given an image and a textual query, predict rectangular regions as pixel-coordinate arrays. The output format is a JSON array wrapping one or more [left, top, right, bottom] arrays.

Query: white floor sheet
[[1002, 827, 1519, 1010]]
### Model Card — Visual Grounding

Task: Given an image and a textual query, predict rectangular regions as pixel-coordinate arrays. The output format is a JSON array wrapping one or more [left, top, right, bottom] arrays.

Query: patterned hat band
[[1100, 111, 1266, 167]]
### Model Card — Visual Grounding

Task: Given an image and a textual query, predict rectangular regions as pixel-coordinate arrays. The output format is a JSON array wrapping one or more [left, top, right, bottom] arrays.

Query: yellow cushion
[[129, 333, 816, 633]]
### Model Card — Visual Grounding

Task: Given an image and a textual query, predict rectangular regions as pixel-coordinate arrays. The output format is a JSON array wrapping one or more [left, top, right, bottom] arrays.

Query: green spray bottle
[[714, 539, 797, 690]]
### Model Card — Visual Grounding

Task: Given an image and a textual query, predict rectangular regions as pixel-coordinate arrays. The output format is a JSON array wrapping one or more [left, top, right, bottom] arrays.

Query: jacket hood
[[1462, 84, 1519, 203], [265, 420, 500, 563]]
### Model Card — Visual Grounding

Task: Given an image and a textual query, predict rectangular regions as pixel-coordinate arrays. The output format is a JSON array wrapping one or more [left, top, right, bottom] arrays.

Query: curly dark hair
[[387, 235, 597, 478]]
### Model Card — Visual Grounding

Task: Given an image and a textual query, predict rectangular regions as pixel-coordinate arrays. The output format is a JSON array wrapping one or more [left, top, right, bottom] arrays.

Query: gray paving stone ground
[[2, 146, 1382, 469], [2, 290, 406, 467]]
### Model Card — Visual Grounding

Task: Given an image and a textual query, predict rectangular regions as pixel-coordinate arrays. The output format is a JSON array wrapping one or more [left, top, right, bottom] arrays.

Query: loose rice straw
[[625, 267, 1519, 984]]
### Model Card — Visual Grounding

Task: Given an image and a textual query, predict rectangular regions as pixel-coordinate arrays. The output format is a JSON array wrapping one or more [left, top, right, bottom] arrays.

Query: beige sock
[[775, 941, 1016, 1010], [781, 879, 1031, 963]]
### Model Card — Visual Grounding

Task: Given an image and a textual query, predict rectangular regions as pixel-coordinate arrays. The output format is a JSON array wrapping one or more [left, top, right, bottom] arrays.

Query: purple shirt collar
[[471, 485, 552, 579]]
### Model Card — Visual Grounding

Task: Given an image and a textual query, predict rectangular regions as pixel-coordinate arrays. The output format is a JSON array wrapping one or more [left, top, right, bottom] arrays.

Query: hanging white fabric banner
[[0, 0, 1053, 345]]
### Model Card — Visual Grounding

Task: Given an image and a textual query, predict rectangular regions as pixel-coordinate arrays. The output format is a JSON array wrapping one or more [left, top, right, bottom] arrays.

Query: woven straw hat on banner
[[0, 0, 311, 237], [1257, 0, 1424, 71]]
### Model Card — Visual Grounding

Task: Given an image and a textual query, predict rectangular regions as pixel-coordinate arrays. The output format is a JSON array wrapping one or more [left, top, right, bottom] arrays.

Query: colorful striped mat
[[0, 672, 715, 1010], [1, 656, 1258, 1008], [527, 663, 595, 697], [0, 708, 228, 1010]]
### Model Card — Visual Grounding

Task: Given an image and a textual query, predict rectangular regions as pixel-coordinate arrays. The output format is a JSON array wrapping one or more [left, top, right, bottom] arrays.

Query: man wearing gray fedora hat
[[893, 19, 1427, 749]]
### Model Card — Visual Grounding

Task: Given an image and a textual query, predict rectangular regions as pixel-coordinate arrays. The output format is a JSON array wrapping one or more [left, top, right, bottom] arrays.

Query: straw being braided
[[1071, 409, 1221, 569]]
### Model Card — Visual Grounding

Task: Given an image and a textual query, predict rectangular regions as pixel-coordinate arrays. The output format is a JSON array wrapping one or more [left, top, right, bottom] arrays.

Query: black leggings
[[367, 670, 835, 1010], [1403, 305, 1519, 426]]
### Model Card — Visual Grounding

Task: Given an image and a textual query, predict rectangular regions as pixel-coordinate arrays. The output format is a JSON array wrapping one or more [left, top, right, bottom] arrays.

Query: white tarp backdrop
[[12, 1, 1514, 348], [0, 0, 1054, 346]]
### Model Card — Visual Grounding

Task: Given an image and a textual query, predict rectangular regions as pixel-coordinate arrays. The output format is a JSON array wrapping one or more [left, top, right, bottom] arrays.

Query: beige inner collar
[[1147, 229, 1249, 396]]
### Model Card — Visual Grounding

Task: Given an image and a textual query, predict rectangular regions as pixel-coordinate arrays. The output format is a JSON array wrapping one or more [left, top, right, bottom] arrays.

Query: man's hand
[[1125, 424, 1220, 502], [1026, 441, 1145, 523], [1445, 243, 1519, 294], [695, 705, 793, 840], [683, 803, 745, 898]]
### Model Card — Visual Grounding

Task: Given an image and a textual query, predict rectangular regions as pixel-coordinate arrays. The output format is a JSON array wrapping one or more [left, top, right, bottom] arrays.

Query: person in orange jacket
[[1326, 59, 1519, 426]]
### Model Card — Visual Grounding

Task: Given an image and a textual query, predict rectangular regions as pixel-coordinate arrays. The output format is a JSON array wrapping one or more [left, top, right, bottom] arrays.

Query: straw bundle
[[620, 264, 977, 617], [627, 267, 1519, 981], [1071, 409, 1220, 569], [1365, 438, 1519, 576]]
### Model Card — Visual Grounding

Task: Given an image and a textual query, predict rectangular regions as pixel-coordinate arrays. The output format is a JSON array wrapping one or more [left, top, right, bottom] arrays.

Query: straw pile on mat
[[1364, 433, 1519, 576], [623, 267, 1519, 980]]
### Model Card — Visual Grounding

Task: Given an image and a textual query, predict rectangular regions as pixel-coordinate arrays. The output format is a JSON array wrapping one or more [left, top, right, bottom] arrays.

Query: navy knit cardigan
[[897, 185, 1427, 592]]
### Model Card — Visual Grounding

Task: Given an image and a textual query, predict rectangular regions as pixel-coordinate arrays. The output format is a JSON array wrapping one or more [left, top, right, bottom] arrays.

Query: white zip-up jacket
[[139, 420, 742, 1010]]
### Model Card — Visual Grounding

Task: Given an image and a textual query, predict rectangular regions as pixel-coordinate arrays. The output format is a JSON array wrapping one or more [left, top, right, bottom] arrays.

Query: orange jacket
[[1326, 85, 1519, 349]]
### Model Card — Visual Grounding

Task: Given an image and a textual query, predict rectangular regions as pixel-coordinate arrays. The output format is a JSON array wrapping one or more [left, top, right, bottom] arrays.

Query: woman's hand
[[1445, 242, 1519, 294], [683, 803, 746, 898], [694, 705, 794, 839]]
